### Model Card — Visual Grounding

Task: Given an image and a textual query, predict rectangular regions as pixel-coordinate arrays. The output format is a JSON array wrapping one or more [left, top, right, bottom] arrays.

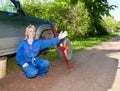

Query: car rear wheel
[[40, 29, 54, 39], [39, 29, 54, 54]]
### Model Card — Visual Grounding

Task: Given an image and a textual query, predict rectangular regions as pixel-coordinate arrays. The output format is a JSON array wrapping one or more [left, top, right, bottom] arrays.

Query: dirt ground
[[0, 37, 120, 91]]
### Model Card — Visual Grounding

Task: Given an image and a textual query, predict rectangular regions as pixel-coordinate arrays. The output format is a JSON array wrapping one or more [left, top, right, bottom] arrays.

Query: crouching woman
[[16, 24, 67, 78]]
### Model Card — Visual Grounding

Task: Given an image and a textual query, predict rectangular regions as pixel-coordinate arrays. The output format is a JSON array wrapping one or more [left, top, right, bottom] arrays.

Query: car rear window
[[0, 0, 17, 13]]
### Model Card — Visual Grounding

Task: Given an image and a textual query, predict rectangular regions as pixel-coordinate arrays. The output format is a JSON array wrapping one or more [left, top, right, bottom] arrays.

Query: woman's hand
[[58, 31, 68, 39], [22, 63, 29, 68]]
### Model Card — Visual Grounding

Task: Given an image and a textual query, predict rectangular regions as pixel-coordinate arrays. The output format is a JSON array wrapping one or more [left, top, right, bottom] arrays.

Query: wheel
[[58, 38, 72, 61], [40, 29, 54, 39], [39, 29, 54, 54]]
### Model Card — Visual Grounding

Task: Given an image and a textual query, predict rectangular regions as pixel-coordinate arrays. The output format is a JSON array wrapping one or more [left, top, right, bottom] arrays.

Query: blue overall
[[16, 37, 59, 78]]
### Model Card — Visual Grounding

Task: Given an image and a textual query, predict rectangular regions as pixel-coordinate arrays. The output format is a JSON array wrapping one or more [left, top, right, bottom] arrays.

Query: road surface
[[0, 37, 120, 91]]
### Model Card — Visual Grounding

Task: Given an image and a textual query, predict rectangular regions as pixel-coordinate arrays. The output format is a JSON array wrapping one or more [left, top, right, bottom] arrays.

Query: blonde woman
[[16, 24, 67, 78]]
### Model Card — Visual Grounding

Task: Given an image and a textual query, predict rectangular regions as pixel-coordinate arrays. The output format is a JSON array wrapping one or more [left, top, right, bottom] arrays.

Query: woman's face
[[27, 27, 36, 38]]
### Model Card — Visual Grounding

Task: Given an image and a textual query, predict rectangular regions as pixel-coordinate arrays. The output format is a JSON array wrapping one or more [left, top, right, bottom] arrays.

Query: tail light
[[52, 24, 58, 37]]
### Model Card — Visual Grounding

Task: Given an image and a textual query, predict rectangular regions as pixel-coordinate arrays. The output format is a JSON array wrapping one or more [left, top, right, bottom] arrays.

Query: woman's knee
[[45, 60, 50, 65], [42, 60, 50, 67], [22, 66, 38, 78], [25, 69, 38, 78]]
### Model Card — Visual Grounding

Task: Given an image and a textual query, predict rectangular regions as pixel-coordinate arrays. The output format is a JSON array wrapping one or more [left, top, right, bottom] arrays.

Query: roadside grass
[[71, 33, 120, 52], [7, 32, 120, 73]]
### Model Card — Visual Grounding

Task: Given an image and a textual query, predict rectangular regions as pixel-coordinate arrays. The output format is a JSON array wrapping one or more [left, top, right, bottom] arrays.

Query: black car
[[0, 0, 72, 63]]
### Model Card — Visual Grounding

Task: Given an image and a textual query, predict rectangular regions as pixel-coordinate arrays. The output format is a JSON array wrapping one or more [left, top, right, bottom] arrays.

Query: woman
[[16, 24, 67, 78]]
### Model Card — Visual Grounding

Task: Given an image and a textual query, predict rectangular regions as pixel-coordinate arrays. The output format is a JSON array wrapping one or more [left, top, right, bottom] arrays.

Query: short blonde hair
[[24, 24, 36, 40]]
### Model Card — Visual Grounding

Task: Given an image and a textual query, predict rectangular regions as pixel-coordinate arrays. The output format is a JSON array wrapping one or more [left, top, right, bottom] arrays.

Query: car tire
[[57, 38, 72, 61], [39, 29, 55, 54], [40, 29, 54, 39]]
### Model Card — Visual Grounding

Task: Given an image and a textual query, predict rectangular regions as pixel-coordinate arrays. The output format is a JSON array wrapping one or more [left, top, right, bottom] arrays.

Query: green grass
[[7, 32, 120, 73], [7, 55, 21, 73], [71, 33, 119, 52]]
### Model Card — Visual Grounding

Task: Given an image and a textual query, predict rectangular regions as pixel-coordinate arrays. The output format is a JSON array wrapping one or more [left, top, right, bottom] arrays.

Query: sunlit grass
[[7, 32, 120, 73], [71, 33, 120, 52], [39, 47, 58, 61]]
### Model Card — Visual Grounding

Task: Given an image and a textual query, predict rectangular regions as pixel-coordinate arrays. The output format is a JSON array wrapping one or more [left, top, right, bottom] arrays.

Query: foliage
[[22, 0, 91, 37], [104, 16, 120, 32], [66, 2, 90, 37], [81, 0, 117, 36], [19, 0, 117, 37]]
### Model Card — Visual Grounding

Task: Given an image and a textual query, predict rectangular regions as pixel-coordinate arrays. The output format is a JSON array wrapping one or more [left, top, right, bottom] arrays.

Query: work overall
[[16, 38, 59, 78]]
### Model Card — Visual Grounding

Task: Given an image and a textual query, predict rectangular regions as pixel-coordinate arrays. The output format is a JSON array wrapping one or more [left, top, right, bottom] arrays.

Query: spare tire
[[58, 38, 72, 61]]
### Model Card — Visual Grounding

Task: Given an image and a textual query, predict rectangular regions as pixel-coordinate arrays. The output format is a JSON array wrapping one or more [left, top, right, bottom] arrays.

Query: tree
[[22, 0, 117, 38], [81, 0, 117, 36], [104, 16, 120, 32]]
